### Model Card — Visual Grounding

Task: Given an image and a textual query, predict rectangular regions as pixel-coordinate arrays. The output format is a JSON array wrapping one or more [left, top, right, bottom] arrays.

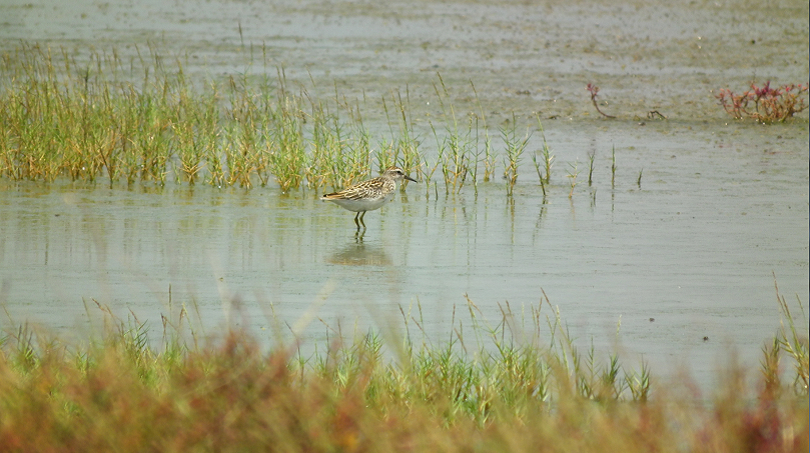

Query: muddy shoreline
[[2, 0, 808, 124]]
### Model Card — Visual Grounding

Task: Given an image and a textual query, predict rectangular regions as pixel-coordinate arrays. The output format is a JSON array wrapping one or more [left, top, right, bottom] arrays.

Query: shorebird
[[321, 167, 417, 230]]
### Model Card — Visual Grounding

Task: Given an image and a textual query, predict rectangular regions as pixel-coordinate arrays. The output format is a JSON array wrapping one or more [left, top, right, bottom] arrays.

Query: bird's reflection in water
[[326, 234, 393, 267]]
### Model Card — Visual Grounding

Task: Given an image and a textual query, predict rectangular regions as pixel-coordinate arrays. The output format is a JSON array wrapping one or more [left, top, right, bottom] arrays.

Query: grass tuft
[[0, 291, 806, 451]]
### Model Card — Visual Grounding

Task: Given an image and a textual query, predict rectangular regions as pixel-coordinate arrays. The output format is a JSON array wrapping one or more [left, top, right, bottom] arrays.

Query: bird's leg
[[358, 211, 366, 229], [353, 212, 361, 230]]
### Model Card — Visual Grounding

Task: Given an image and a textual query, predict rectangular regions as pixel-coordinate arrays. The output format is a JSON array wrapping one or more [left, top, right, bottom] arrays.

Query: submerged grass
[[0, 291, 807, 452]]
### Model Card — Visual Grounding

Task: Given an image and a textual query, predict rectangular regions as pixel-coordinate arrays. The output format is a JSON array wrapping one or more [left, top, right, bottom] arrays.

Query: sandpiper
[[321, 167, 417, 230]]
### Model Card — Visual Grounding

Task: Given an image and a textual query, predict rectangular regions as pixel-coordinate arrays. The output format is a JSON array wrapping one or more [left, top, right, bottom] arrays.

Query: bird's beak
[[404, 174, 418, 183]]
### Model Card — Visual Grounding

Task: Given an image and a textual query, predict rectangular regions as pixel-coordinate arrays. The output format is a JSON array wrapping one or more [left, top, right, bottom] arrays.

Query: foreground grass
[[0, 294, 807, 452]]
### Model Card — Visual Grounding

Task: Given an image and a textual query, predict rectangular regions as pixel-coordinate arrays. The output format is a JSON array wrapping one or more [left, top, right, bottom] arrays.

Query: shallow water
[[2, 120, 808, 390], [1, 0, 809, 390]]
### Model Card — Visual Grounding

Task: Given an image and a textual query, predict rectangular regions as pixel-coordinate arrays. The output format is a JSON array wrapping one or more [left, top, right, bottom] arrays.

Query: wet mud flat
[[2, 0, 808, 121]]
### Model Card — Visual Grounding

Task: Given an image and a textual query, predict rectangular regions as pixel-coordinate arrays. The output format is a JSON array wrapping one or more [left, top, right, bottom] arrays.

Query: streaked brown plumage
[[321, 167, 417, 229]]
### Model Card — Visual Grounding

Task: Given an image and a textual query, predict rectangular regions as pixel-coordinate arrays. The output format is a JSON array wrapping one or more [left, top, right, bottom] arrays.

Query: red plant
[[586, 83, 615, 118], [716, 81, 808, 123]]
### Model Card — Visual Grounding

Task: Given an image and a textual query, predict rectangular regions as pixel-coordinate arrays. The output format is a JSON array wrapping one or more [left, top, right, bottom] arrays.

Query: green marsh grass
[[308, 100, 348, 189], [531, 117, 554, 197], [431, 121, 473, 194], [2, 45, 443, 192], [772, 275, 809, 395], [430, 75, 476, 194], [1, 44, 189, 186], [261, 74, 307, 192], [172, 85, 219, 185], [566, 160, 581, 198], [0, 291, 807, 452], [469, 81, 495, 190], [2, 44, 680, 196], [500, 113, 531, 197], [305, 81, 376, 192], [380, 88, 422, 185]]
